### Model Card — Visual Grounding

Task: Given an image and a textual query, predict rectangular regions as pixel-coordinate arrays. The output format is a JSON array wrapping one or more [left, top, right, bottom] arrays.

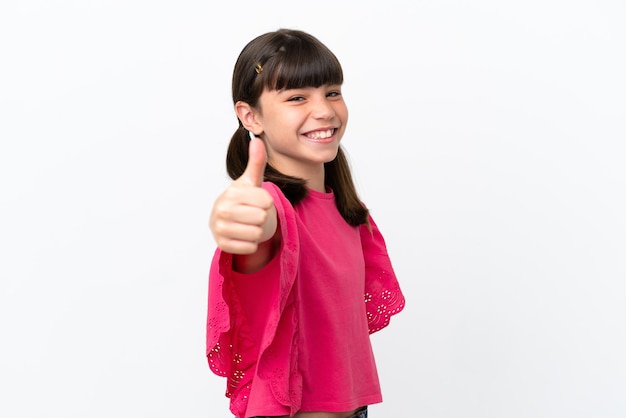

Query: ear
[[235, 101, 263, 135]]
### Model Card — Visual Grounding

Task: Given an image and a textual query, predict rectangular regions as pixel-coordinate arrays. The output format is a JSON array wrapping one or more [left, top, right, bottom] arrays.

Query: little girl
[[206, 28, 405, 418]]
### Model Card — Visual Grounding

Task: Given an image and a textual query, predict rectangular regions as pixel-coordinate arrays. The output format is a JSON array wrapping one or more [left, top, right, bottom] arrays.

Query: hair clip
[[253, 60, 263, 74]]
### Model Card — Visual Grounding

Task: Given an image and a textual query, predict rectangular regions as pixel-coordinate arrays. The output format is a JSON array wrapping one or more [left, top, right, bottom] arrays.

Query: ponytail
[[226, 126, 250, 181]]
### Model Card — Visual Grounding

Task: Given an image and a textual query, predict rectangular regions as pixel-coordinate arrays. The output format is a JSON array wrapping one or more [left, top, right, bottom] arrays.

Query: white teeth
[[306, 129, 334, 139]]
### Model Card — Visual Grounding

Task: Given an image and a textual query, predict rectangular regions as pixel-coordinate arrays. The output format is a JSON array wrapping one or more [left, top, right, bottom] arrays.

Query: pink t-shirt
[[206, 183, 405, 418]]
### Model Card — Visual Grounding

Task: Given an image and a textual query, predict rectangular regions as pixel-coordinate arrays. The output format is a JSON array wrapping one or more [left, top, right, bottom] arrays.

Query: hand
[[209, 136, 277, 254]]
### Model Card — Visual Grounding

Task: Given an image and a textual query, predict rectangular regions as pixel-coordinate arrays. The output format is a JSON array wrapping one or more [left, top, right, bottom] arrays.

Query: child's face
[[254, 84, 348, 179]]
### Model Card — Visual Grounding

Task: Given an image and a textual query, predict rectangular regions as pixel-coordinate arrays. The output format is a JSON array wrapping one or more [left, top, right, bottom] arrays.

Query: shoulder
[[359, 211, 392, 255], [262, 181, 288, 202]]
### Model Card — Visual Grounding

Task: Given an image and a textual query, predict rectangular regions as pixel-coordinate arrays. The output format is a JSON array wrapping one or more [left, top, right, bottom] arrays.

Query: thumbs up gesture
[[209, 136, 277, 255]]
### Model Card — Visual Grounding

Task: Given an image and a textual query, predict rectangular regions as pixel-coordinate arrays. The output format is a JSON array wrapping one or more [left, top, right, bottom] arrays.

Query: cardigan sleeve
[[360, 214, 406, 334], [205, 182, 301, 418]]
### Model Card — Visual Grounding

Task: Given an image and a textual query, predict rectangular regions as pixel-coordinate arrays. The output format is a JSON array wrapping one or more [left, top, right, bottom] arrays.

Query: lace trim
[[365, 267, 406, 334]]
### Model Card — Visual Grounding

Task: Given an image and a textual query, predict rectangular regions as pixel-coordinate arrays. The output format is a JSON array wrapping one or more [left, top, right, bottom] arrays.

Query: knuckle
[[252, 227, 264, 241]]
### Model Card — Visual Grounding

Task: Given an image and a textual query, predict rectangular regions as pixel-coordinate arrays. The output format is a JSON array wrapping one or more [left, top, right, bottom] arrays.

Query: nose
[[311, 95, 335, 120]]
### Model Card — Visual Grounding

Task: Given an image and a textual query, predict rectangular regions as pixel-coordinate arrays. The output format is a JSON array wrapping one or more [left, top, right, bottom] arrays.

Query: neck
[[303, 164, 326, 193], [268, 158, 326, 192], [306, 177, 326, 193]]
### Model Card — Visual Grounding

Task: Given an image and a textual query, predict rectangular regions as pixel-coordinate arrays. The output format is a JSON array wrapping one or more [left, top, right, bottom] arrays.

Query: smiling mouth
[[304, 128, 335, 141]]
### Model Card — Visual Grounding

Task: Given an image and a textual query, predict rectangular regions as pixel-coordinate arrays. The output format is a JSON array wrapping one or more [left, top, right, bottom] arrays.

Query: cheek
[[337, 105, 349, 123], [335, 101, 348, 116], [280, 110, 306, 128]]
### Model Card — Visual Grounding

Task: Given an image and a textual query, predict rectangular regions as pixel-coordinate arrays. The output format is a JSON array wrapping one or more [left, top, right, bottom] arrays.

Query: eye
[[288, 96, 305, 102], [327, 88, 342, 98]]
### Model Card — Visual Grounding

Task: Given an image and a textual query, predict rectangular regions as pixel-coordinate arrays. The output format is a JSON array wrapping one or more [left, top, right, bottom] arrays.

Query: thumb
[[240, 135, 267, 187]]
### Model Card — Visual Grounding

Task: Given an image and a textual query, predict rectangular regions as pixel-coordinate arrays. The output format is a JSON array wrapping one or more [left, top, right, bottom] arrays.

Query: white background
[[1, 1, 625, 417]]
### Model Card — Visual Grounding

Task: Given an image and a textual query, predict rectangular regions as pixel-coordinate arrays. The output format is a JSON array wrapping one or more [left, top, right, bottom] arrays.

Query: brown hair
[[226, 28, 368, 226]]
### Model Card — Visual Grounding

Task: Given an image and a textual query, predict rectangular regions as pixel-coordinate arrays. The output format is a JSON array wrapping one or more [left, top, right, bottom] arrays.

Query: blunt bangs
[[260, 37, 343, 91]]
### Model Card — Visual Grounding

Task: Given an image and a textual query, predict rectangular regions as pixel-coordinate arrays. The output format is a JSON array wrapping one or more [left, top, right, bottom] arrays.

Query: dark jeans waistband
[[253, 406, 368, 418], [350, 406, 368, 418]]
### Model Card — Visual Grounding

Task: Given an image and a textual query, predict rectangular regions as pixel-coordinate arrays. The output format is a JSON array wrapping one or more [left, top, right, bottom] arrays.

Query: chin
[[321, 150, 340, 163]]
